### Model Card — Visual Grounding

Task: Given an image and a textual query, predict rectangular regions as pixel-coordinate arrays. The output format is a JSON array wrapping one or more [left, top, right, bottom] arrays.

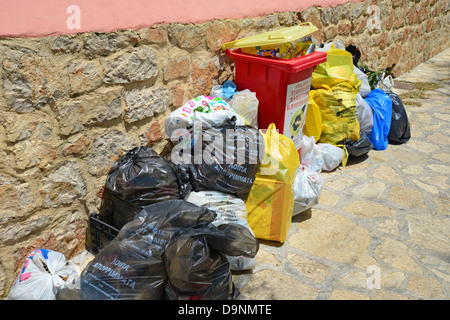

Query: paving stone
[[329, 289, 370, 300], [407, 275, 446, 299], [373, 166, 404, 184], [229, 48, 450, 300], [319, 189, 340, 206], [381, 272, 406, 288], [406, 214, 450, 253], [286, 253, 331, 283], [255, 249, 280, 267], [374, 237, 422, 274], [238, 270, 319, 300], [343, 200, 396, 219], [324, 176, 358, 192], [388, 185, 425, 208], [400, 165, 426, 175], [376, 218, 400, 236], [289, 209, 371, 264], [352, 181, 387, 198]]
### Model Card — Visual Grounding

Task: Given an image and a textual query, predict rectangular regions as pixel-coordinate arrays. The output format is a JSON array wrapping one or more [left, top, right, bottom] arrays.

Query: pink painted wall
[[0, 0, 362, 38]]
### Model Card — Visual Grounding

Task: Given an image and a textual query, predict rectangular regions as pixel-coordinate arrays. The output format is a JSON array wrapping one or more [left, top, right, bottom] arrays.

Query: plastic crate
[[89, 214, 119, 254]]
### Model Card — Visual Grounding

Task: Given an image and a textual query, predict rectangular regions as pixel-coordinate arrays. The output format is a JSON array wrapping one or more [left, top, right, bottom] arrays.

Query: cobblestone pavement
[[233, 48, 450, 300]]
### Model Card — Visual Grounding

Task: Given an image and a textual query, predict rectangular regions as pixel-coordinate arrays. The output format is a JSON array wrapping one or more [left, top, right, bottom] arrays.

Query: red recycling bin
[[225, 49, 327, 155]]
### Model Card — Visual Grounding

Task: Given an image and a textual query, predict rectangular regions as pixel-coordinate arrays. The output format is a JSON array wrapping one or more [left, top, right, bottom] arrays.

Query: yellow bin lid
[[222, 22, 318, 51]]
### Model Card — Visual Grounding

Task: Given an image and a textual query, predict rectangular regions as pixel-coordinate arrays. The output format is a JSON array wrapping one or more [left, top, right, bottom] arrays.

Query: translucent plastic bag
[[356, 93, 374, 137], [300, 135, 323, 173], [209, 80, 237, 102], [316, 143, 342, 171], [7, 249, 78, 300], [354, 66, 371, 98], [105, 146, 183, 229], [292, 165, 324, 216], [229, 89, 259, 127], [185, 191, 257, 271]]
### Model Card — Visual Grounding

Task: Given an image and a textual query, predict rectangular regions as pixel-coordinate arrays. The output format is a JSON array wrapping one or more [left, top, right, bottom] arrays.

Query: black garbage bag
[[384, 90, 411, 144], [343, 134, 373, 157], [163, 223, 258, 300], [177, 117, 264, 200], [105, 146, 184, 229], [346, 44, 361, 66], [80, 200, 216, 300]]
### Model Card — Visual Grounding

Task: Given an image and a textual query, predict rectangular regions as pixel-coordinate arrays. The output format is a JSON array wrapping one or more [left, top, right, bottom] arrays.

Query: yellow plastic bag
[[312, 85, 360, 145], [308, 46, 361, 145], [311, 47, 361, 90], [303, 90, 323, 142], [245, 123, 300, 242]]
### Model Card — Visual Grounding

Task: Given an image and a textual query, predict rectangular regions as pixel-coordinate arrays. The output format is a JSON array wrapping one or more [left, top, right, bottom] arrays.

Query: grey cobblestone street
[[233, 48, 450, 300]]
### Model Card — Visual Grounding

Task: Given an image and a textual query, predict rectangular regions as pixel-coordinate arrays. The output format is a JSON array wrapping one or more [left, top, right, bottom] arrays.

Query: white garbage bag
[[7, 249, 78, 300], [165, 95, 246, 144], [356, 93, 374, 137], [316, 143, 342, 172], [292, 165, 324, 216], [300, 135, 323, 173], [353, 66, 371, 98]]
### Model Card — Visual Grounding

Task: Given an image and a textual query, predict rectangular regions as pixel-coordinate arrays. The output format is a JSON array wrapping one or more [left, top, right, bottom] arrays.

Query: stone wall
[[0, 0, 448, 298]]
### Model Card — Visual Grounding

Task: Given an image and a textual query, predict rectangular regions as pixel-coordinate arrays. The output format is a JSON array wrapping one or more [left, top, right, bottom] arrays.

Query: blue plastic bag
[[221, 80, 237, 99], [364, 89, 392, 150]]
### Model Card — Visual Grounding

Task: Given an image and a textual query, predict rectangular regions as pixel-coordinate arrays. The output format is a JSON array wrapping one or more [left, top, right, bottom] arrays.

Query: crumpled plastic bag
[[300, 135, 323, 173], [229, 89, 259, 127], [342, 133, 373, 157], [210, 80, 237, 102], [79, 199, 257, 300], [185, 191, 257, 271], [179, 117, 264, 200], [364, 89, 392, 150], [353, 66, 371, 98], [311, 46, 361, 145], [384, 90, 411, 144], [210, 82, 259, 128], [292, 165, 324, 216], [312, 46, 361, 90], [356, 93, 374, 137], [163, 222, 257, 300], [316, 143, 342, 171], [7, 249, 78, 300], [105, 146, 183, 229], [165, 95, 245, 144]]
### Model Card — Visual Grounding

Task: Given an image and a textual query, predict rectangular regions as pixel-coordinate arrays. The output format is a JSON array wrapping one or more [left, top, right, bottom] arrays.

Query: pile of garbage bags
[[306, 39, 411, 154], [7, 29, 412, 301]]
